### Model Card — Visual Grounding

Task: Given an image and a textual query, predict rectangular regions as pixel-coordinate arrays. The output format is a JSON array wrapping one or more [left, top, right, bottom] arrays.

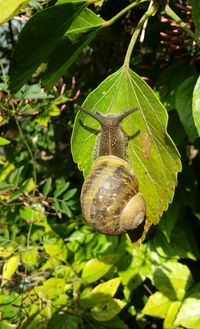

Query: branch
[[165, 4, 200, 48]]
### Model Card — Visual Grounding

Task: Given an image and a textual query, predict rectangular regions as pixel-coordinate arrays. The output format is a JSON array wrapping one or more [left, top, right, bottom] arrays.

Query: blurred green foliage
[[0, 0, 200, 328]]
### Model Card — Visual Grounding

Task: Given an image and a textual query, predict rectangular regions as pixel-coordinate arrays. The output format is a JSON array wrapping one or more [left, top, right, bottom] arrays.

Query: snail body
[[78, 106, 146, 236]]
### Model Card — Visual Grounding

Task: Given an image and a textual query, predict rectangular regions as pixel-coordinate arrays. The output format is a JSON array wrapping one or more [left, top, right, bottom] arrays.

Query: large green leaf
[[0, 0, 28, 25], [42, 8, 104, 89], [71, 66, 181, 226], [9, 0, 87, 93], [190, 0, 200, 36], [192, 74, 200, 136], [175, 75, 199, 142]]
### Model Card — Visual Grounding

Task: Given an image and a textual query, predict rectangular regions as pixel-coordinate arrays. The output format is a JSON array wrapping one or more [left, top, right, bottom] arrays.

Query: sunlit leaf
[[80, 277, 121, 308], [1, 255, 20, 286], [0, 0, 28, 25], [192, 74, 200, 136], [142, 292, 172, 318], [153, 262, 194, 301], [0, 137, 11, 145], [91, 298, 126, 321], [82, 256, 119, 283], [174, 283, 200, 329], [71, 66, 181, 229]]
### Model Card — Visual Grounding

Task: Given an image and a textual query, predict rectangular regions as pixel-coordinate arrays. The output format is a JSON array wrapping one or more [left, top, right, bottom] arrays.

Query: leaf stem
[[165, 4, 200, 48], [124, 1, 158, 67], [15, 118, 37, 188], [102, 0, 149, 27]]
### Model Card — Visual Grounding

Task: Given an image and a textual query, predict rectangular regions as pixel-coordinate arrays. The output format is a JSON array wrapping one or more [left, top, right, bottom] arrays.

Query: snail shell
[[81, 155, 145, 235]]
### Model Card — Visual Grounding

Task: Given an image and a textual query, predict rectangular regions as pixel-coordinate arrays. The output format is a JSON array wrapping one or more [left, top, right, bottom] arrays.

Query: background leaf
[[190, 0, 200, 36], [9, 0, 87, 93], [175, 75, 199, 141], [71, 66, 181, 226], [42, 8, 103, 89]]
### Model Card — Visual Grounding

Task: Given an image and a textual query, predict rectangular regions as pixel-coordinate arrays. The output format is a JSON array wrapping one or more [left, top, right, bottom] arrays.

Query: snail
[[77, 105, 146, 236]]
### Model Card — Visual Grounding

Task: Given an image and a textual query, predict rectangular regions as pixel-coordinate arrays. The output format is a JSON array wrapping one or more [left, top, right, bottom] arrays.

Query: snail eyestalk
[[76, 105, 139, 126]]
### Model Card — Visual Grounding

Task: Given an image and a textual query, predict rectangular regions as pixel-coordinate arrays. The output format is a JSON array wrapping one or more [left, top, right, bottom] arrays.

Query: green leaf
[[31, 278, 66, 300], [63, 188, 77, 200], [42, 8, 103, 89], [54, 179, 70, 197], [190, 0, 200, 36], [21, 247, 38, 267], [8, 166, 24, 186], [142, 292, 172, 318], [82, 256, 116, 283], [9, 1, 87, 93], [164, 301, 182, 329], [71, 66, 181, 226], [19, 206, 51, 231], [1, 255, 20, 286], [157, 61, 196, 110], [175, 75, 199, 141], [192, 74, 200, 136], [43, 232, 67, 261], [43, 178, 52, 197], [153, 262, 194, 301], [91, 298, 126, 321], [175, 284, 200, 329], [151, 221, 199, 261], [80, 277, 121, 308], [0, 0, 28, 25], [47, 313, 79, 329], [159, 203, 180, 242], [0, 137, 11, 145]]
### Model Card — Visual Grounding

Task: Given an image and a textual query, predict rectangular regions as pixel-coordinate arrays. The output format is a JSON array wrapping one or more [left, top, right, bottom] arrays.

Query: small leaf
[[142, 292, 172, 318], [54, 179, 70, 197], [19, 206, 51, 231], [71, 66, 181, 229], [80, 277, 121, 308], [43, 232, 67, 261], [8, 166, 24, 186], [82, 258, 114, 283], [0, 137, 11, 145], [43, 178, 52, 197], [175, 75, 199, 141], [91, 298, 126, 321], [0, 0, 28, 25], [9, 1, 87, 93], [1, 255, 20, 286], [30, 278, 66, 300], [192, 74, 200, 136], [63, 188, 77, 200], [61, 201, 72, 217]]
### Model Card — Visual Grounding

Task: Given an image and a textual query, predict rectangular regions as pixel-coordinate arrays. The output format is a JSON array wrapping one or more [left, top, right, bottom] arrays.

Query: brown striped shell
[[81, 155, 146, 235]]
